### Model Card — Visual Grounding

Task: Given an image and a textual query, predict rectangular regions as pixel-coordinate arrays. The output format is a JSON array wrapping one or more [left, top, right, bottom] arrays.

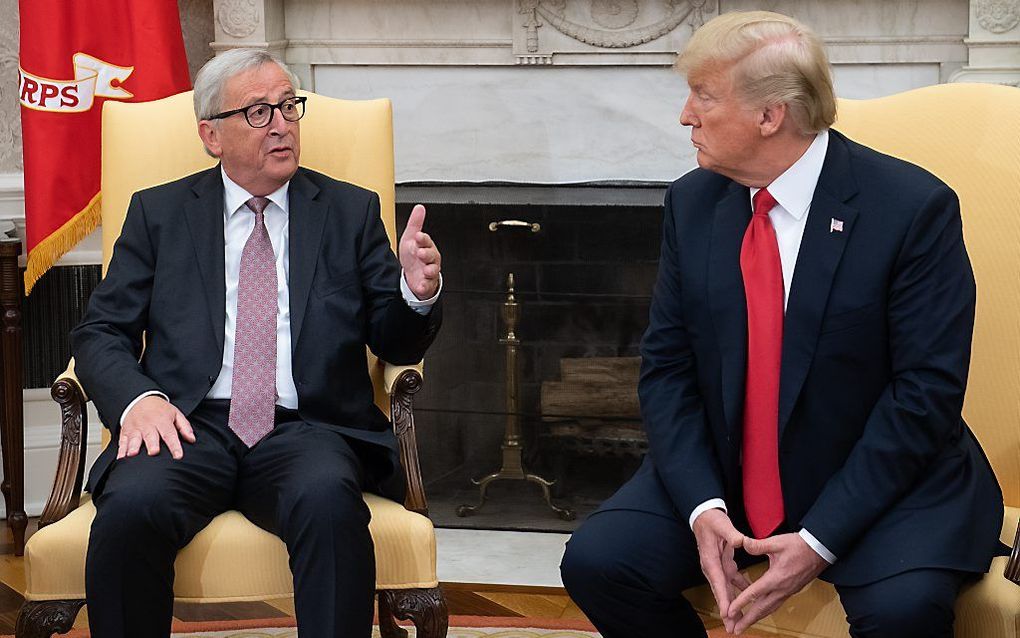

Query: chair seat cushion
[[25, 493, 437, 602], [684, 506, 1019, 637]]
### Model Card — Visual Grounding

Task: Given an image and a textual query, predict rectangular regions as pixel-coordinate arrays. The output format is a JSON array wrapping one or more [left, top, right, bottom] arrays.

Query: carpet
[[4, 616, 599, 637], [3, 615, 772, 637]]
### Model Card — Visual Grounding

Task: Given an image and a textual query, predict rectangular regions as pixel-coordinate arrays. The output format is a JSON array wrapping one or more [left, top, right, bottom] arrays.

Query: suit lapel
[[183, 168, 227, 356], [287, 169, 327, 351], [778, 132, 859, 438], [708, 183, 752, 438]]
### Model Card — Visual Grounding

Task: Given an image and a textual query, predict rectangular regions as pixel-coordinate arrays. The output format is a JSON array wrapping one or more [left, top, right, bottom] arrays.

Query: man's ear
[[758, 102, 788, 137], [197, 120, 223, 157]]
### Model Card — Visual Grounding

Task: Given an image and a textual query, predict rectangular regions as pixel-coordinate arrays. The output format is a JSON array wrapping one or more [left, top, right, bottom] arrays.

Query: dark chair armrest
[[39, 361, 89, 528], [1006, 521, 1020, 585], [386, 363, 428, 517]]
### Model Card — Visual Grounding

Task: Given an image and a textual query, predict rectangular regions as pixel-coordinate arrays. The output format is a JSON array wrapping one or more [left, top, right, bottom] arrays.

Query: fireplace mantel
[[205, 0, 1017, 184]]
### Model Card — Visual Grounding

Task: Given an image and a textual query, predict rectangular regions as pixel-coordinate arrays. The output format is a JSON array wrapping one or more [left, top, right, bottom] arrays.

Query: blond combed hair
[[676, 11, 836, 134]]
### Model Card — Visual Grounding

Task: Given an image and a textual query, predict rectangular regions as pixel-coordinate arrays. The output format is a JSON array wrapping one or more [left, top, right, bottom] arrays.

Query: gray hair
[[193, 48, 300, 121]]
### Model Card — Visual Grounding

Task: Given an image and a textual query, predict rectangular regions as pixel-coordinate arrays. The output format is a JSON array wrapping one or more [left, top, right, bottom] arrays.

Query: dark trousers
[[85, 401, 375, 638], [561, 468, 972, 638]]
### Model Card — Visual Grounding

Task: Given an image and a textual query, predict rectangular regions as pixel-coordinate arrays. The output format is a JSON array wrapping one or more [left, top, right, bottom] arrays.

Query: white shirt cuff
[[799, 528, 837, 564], [688, 498, 728, 530], [400, 270, 442, 315], [120, 391, 169, 427]]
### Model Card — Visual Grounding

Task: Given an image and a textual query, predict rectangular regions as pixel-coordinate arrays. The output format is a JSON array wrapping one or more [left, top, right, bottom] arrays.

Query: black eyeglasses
[[208, 96, 307, 128]]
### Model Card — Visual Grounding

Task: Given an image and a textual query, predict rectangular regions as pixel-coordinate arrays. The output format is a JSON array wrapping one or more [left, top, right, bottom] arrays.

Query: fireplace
[[395, 183, 664, 531]]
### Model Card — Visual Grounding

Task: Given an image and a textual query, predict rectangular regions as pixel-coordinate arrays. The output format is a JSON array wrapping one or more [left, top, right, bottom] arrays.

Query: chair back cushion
[[834, 83, 1020, 507], [98, 90, 398, 432], [101, 90, 396, 270]]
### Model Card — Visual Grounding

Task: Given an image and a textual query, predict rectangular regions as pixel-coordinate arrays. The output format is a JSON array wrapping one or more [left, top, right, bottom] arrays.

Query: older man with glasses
[[73, 48, 443, 638]]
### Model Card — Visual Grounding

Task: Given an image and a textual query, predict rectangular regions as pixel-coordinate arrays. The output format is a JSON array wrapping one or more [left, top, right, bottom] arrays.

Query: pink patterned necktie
[[228, 196, 278, 447]]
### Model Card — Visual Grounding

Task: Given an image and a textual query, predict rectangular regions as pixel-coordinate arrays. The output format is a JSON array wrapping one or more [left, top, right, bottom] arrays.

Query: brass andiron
[[457, 273, 575, 521]]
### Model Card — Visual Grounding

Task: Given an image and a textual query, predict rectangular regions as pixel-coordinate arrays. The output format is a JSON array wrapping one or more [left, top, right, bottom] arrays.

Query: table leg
[[0, 240, 26, 555]]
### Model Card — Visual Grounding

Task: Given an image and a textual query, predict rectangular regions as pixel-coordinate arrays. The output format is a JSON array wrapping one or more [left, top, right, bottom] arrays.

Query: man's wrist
[[400, 270, 442, 314], [120, 391, 169, 427], [689, 498, 728, 530], [798, 528, 837, 564]]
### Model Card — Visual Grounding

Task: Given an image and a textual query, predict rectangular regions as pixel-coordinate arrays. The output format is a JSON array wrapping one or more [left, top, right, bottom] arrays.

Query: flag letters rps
[[18, 0, 190, 291], [20, 53, 135, 114]]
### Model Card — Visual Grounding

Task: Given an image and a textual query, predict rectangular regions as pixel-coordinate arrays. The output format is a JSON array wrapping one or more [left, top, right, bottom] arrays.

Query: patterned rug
[[4, 615, 771, 637], [4, 616, 601, 638]]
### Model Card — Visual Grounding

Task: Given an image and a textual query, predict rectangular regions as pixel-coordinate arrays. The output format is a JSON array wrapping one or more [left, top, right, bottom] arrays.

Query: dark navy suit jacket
[[73, 166, 441, 501], [630, 130, 1003, 586]]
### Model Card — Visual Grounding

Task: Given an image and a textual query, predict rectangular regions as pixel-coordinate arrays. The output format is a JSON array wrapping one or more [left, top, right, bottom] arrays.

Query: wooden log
[[558, 356, 641, 384], [540, 380, 639, 419]]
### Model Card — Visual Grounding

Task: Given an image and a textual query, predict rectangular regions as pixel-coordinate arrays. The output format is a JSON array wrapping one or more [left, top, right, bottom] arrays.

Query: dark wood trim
[[377, 590, 409, 638], [1006, 521, 1020, 585], [379, 588, 448, 638], [38, 377, 88, 529], [391, 368, 428, 517], [15, 599, 86, 638], [0, 240, 25, 555]]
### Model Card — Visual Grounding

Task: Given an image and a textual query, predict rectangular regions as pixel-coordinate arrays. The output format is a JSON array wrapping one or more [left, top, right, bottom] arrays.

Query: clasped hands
[[692, 509, 827, 635]]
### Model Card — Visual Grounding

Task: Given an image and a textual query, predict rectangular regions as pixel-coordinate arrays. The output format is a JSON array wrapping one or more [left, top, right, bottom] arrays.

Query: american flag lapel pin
[[830, 218, 844, 233]]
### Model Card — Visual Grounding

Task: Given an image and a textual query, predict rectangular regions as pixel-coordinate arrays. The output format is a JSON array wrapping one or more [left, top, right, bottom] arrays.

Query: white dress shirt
[[689, 130, 837, 564], [121, 168, 440, 420]]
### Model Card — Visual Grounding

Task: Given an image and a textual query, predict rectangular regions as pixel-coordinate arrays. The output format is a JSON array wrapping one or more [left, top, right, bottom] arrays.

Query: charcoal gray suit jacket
[[73, 165, 441, 501]]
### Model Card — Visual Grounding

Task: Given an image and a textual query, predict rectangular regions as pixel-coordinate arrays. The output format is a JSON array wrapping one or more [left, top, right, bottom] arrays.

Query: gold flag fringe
[[24, 192, 102, 294]]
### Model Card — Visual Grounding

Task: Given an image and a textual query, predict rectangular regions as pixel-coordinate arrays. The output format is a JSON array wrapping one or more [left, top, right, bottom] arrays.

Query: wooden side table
[[0, 239, 26, 555]]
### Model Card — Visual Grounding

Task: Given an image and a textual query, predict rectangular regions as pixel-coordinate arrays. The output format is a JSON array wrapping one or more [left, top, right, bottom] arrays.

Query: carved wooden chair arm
[[40, 359, 90, 528], [385, 362, 429, 517], [384, 361, 423, 395], [1006, 521, 1020, 585], [41, 358, 431, 522]]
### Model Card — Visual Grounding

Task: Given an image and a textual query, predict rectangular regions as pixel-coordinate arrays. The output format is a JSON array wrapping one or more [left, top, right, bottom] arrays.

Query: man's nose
[[266, 106, 288, 134], [679, 103, 697, 127]]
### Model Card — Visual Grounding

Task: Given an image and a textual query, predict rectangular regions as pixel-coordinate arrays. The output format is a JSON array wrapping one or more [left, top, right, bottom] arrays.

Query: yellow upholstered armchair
[[17, 91, 449, 638], [686, 83, 1020, 636]]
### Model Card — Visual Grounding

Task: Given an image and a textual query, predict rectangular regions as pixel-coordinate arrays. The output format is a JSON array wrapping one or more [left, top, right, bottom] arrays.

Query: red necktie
[[740, 188, 785, 538], [228, 196, 278, 447]]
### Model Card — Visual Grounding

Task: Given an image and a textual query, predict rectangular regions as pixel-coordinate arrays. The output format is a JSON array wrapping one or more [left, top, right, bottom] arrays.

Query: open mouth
[[268, 146, 292, 156]]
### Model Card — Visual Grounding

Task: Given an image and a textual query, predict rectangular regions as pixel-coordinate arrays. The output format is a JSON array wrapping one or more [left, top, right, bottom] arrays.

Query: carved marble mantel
[[211, 0, 988, 72], [203, 0, 1016, 183]]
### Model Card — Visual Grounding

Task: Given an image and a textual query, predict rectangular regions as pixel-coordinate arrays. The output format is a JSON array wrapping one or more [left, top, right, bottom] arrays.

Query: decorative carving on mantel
[[591, 0, 640, 29], [217, 0, 261, 39], [513, 0, 715, 64], [0, 0, 23, 173], [976, 0, 1020, 33], [518, 0, 709, 52]]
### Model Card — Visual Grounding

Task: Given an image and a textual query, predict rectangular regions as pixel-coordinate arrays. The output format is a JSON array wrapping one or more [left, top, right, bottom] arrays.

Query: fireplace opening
[[397, 183, 665, 531]]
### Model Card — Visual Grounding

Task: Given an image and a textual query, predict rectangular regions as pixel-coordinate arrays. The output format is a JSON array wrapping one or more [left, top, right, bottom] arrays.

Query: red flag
[[18, 0, 190, 292]]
